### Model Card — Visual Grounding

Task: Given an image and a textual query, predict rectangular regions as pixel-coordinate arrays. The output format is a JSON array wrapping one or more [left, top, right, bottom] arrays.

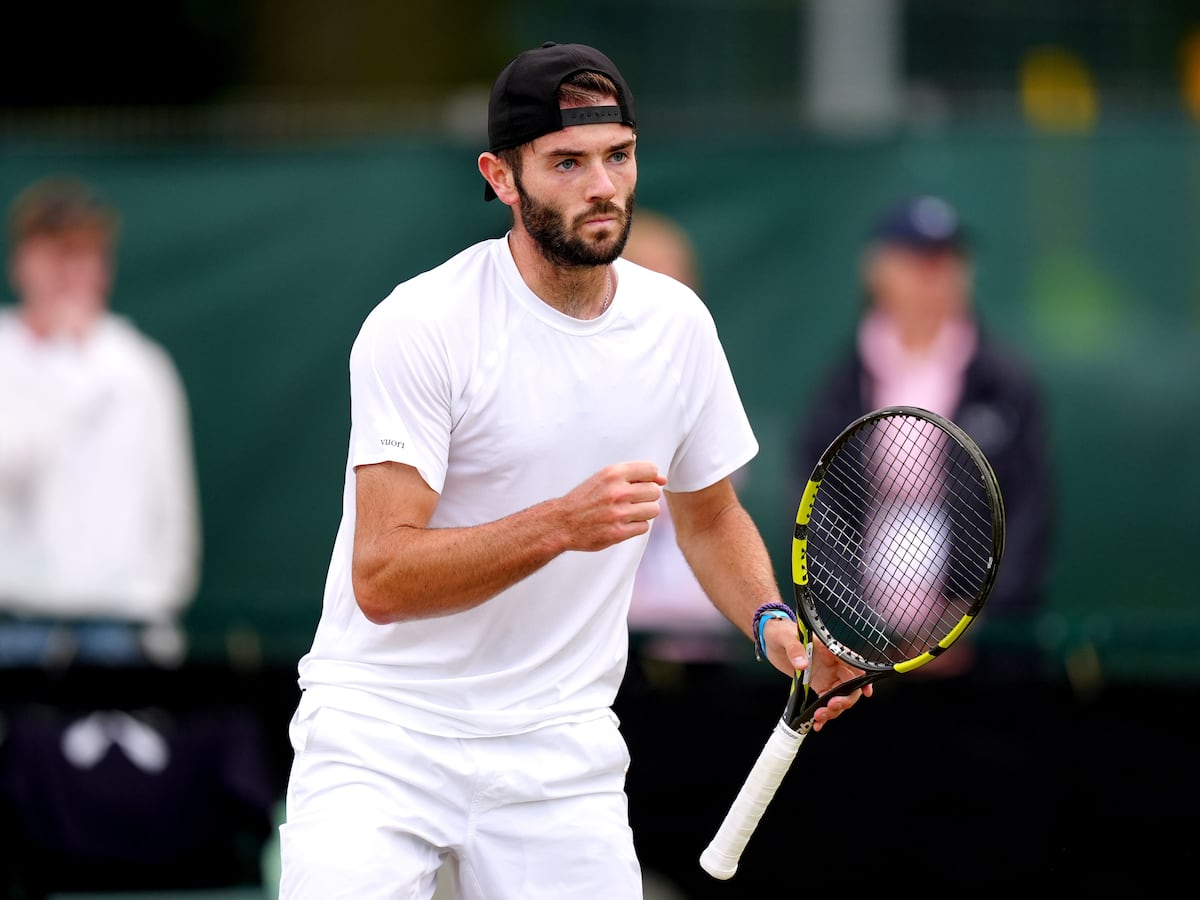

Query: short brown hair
[[558, 70, 619, 108], [7, 176, 121, 249]]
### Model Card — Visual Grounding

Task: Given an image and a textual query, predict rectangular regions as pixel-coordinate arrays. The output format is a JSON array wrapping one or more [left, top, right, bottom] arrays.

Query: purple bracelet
[[752, 602, 797, 661]]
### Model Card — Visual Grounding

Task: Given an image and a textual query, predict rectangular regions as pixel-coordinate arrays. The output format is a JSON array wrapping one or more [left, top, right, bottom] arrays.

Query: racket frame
[[781, 404, 1005, 730]]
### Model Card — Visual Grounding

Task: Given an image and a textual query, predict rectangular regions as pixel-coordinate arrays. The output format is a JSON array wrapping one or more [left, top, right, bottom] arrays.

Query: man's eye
[[558, 159, 577, 170], [611, 151, 628, 163]]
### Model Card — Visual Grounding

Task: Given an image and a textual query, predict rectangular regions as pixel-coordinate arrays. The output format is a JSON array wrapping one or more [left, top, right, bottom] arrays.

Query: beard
[[516, 178, 635, 268]]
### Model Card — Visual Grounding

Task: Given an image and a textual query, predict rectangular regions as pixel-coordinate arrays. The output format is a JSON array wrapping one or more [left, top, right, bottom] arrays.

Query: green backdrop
[[2, 123, 1197, 681]]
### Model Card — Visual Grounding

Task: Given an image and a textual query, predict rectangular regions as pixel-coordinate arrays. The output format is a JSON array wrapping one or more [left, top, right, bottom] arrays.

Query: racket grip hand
[[699, 719, 806, 880]]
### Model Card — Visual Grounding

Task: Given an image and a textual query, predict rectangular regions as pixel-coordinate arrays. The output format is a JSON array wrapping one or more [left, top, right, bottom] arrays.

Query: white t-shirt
[[297, 236, 758, 737], [0, 309, 200, 621]]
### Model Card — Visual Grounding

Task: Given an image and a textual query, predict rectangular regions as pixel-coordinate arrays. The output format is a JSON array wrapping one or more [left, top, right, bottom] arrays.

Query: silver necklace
[[598, 268, 612, 316]]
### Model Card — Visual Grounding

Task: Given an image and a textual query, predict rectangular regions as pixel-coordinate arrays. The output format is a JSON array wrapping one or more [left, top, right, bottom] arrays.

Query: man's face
[[10, 229, 112, 333], [866, 243, 971, 325], [513, 113, 637, 267]]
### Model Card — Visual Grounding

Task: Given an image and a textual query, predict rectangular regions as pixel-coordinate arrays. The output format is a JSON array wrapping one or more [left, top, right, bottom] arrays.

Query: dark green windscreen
[[2, 125, 1196, 680]]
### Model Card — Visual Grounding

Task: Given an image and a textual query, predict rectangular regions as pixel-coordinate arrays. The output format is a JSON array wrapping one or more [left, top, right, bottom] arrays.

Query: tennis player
[[279, 41, 868, 900]]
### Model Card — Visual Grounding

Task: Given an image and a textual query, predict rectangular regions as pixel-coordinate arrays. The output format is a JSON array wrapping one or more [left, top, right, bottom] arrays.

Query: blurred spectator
[[789, 195, 1054, 678], [0, 176, 201, 667], [620, 209, 741, 666]]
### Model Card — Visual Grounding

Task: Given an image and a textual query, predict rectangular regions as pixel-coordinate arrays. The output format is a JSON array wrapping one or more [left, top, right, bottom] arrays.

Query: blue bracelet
[[752, 602, 797, 662]]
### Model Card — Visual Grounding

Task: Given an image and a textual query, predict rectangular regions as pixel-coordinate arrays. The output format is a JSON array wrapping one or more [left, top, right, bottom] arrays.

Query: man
[[280, 42, 867, 900], [792, 194, 1054, 676], [0, 176, 201, 666]]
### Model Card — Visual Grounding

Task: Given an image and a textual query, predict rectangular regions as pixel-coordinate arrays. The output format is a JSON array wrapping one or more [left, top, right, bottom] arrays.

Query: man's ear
[[478, 152, 519, 206]]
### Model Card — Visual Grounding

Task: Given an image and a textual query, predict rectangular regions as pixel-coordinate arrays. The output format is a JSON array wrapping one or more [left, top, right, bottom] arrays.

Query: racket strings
[[805, 415, 998, 666]]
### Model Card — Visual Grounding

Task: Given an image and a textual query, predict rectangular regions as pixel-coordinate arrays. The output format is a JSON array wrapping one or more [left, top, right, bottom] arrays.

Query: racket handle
[[699, 718, 806, 880]]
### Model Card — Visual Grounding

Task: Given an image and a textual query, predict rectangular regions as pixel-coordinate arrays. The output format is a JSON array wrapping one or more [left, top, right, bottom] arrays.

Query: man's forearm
[[352, 500, 570, 625]]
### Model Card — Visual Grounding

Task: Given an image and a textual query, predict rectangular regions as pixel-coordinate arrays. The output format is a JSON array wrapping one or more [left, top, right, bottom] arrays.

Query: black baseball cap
[[483, 41, 636, 201], [869, 195, 969, 253]]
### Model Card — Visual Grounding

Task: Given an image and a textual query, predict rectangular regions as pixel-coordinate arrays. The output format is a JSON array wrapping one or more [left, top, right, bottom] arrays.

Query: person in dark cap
[[278, 42, 868, 899], [789, 194, 1055, 676]]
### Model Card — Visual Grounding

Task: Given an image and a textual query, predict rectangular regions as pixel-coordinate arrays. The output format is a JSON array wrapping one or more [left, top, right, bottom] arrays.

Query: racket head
[[792, 405, 1005, 680]]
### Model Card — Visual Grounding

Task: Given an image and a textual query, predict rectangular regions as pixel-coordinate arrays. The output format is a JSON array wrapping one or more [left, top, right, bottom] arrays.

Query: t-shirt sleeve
[[666, 305, 759, 493], [346, 296, 452, 494]]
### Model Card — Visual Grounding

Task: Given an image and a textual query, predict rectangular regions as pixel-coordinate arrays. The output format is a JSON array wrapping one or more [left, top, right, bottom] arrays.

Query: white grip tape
[[699, 718, 806, 880]]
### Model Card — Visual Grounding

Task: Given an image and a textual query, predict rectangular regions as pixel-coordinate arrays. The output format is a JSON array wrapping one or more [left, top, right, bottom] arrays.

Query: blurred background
[[1, 0, 1197, 897]]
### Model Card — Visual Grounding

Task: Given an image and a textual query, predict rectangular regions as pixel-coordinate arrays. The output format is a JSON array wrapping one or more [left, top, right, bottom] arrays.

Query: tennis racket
[[699, 405, 1005, 880]]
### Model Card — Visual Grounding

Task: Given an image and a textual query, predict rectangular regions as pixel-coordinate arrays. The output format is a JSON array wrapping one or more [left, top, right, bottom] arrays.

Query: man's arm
[[667, 477, 870, 729], [352, 459, 666, 624]]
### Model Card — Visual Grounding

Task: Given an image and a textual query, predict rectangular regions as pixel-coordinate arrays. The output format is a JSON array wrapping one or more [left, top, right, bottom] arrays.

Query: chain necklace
[[598, 268, 613, 316]]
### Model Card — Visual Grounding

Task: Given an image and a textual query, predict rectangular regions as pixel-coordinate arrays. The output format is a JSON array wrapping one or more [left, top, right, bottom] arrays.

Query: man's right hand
[[554, 462, 666, 552]]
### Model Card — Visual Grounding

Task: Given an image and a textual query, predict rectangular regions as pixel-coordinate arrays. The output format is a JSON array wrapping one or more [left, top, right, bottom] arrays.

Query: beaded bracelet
[[752, 602, 797, 661]]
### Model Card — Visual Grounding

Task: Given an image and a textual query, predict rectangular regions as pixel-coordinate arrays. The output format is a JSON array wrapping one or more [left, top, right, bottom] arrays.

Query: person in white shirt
[[279, 42, 869, 900], [0, 176, 200, 666]]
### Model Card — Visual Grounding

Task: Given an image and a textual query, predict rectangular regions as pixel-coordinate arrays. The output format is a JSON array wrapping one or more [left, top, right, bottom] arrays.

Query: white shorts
[[278, 700, 642, 900]]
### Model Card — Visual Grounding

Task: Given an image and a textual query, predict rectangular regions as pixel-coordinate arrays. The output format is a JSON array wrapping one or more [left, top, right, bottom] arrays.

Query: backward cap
[[487, 42, 636, 152]]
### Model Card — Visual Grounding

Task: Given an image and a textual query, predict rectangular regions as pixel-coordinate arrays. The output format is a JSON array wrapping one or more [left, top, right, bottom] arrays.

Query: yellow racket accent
[[893, 614, 978, 673], [939, 613, 977, 648], [792, 538, 809, 586], [795, 478, 822, 526], [792, 478, 822, 586], [894, 653, 938, 674]]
